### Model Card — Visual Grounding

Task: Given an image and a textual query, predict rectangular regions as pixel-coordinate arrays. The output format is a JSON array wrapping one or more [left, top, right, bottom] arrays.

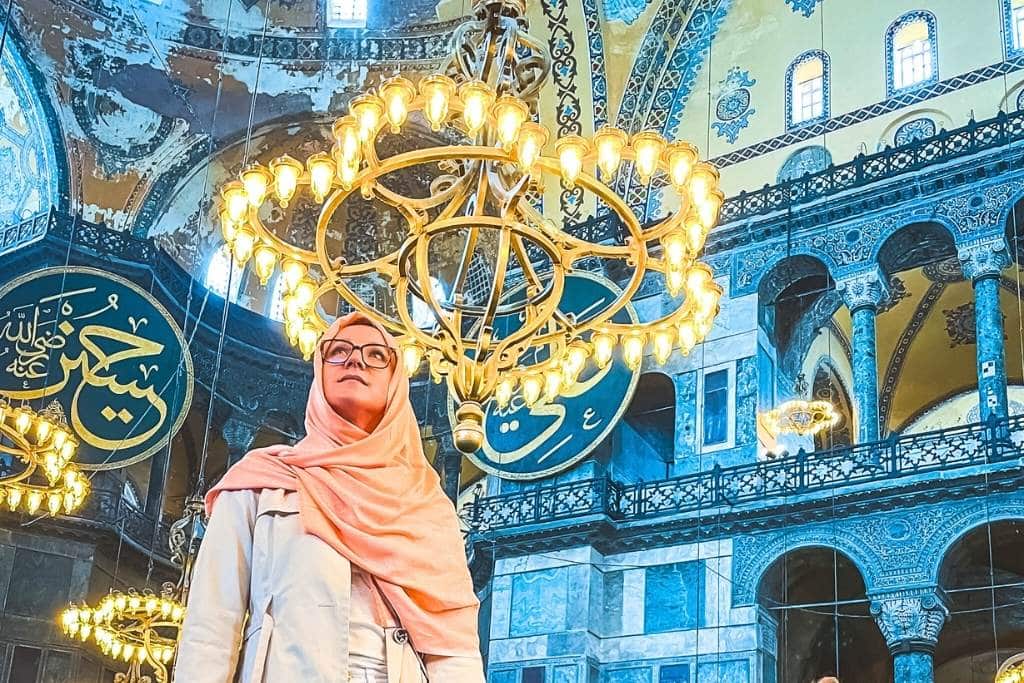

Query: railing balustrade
[[466, 414, 1024, 534]]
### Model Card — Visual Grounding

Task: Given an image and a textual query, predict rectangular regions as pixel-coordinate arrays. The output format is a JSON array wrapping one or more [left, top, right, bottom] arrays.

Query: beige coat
[[173, 489, 485, 683]]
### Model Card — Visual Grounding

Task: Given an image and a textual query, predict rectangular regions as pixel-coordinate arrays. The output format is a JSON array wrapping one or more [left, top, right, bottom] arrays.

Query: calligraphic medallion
[[0, 267, 193, 469], [449, 272, 639, 480]]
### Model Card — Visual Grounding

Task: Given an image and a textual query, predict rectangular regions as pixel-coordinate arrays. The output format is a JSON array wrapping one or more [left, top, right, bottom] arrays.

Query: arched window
[[887, 12, 938, 95], [204, 247, 242, 302], [786, 51, 830, 129], [1006, 0, 1024, 54], [327, 0, 367, 28], [267, 273, 289, 321]]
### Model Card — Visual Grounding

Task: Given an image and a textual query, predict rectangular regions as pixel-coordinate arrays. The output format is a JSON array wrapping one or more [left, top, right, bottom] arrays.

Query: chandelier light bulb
[[281, 259, 307, 293], [307, 152, 336, 203], [47, 493, 61, 516], [221, 181, 249, 223], [232, 228, 256, 266], [253, 244, 278, 286], [35, 418, 52, 444], [7, 487, 22, 510], [562, 342, 590, 384], [241, 164, 272, 207], [495, 379, 515, 408], [332, 116, 361, 165], [690, 162, 719, 204], [687, 263, 713, 295], [665, 141, 698, 190], [26, 490, 42, 514], [400, 342, 424, 376], [699, 189, 725, 229], [379, 76, 415, 132], [521, 374, 543, 407], [52, 429, 67, 451], [632, 131, 666, 183], [269, 155, 303, 208], [458, 80, 494, 136], [298, 324, 319, 361], [420, 74, 456, 131], [591, 333, 615, 368], [542, 368, 563, 403], [219, 209, 237, 245], [492, 95, 529, 149], [594, 126, 628, 182], [661, 229, 688, 270], [14, 408, 30, 435], [515, 121, 548, 171], [337, 157, 359, 190], [293, 278, 317, 310], [652, 329, 675, 365], [351, 94, 384, 143], [685, 212, 706, 253], [677, 319, 697, 355], [622, 334, 645, 371], [555, 135, 589, 187], [666, 268, 685, 297]]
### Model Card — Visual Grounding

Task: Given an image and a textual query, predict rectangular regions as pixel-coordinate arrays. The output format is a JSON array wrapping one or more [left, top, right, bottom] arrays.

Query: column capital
[[838, 268, 890, 312], [958, 239, 1011, 281], [869, 587, 949, 653]]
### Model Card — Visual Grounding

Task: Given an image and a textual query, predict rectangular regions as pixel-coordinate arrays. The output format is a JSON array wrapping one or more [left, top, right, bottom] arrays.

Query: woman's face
[[320, 323, 395, 433]]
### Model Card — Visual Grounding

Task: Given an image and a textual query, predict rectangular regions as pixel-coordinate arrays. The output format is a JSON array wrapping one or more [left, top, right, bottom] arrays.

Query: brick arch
[[923, 501, 1024, 585]]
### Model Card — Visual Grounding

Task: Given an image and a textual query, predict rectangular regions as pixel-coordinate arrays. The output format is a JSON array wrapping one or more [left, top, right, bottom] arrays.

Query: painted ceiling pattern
[[0, 47, 57, 225]]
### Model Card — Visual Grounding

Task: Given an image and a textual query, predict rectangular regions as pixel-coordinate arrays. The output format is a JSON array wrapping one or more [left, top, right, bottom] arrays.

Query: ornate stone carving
[[958, 239, 1012, 281], [838, 268, 890, 311], [869, 588, 949, 651], [221, 416, 258, 464]]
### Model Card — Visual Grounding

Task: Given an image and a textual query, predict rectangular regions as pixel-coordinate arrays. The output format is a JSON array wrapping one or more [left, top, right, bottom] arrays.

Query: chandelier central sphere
[[216, 0, 725, 453]]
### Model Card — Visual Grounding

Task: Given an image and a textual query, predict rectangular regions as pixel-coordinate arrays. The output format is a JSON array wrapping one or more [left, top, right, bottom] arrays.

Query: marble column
[[958, 240, 1012, 422], [869, 588, 948, 683], [838, 269, 890, 443]]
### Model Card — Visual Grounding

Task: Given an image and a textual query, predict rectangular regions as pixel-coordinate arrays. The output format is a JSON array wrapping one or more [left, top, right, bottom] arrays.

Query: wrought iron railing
[[0, 210, 52, 256], [465, 413, 1024, 534], [558, 108, 1024, 246]]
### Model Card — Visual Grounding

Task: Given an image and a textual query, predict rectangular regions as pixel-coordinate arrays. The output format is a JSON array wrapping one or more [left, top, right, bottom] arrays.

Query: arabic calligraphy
[[453, 273, 640, 480], [0, 268, 193, 469]]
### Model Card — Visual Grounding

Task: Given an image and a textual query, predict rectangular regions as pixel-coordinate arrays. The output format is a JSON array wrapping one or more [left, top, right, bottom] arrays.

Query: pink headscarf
[[206, 312, 480, 657]]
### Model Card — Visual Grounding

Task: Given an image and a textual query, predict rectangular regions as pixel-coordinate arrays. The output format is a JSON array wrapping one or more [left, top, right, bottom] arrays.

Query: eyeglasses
[[320, 338, 395, 369]]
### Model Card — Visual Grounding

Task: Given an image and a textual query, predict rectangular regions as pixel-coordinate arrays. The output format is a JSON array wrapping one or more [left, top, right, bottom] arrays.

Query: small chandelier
[[0, 397, 89, 516], [60, 584, 185, 682], [214, 0, 724, 453], [761, 374, 840, 437], [997, 654, 1024, 683]]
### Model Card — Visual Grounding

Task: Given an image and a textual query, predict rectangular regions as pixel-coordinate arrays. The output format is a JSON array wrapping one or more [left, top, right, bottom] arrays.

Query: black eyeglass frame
[[319, 338, 396, 369]]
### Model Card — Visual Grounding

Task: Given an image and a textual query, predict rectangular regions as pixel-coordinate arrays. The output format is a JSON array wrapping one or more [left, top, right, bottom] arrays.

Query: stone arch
[[873, 219, 959, 274], [755, 544, 892, 682], [924, 502, 1024, 585], [809, 355, 854, 449], [0, 24, 69, 220], [733, 527, 884, 607]]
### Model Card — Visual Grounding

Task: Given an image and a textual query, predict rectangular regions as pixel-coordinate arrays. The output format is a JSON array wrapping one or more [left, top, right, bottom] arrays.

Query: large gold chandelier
[[216, 0, 724, 453], [0, 397, 89, 516], [60, 584, 185, 682]]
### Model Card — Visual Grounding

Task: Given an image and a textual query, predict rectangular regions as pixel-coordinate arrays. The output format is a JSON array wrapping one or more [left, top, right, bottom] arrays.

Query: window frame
[[697, 361, 736, 452], [1004, 0, 1024, 56], [204, 246, 243, 303], [785, 50, 830, 131], [326, 0, 368, 29], [885, 11, 938, 96]]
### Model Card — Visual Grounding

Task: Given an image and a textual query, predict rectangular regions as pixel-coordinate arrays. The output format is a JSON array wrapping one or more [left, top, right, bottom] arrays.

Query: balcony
[[464, 413, 1024, 537]]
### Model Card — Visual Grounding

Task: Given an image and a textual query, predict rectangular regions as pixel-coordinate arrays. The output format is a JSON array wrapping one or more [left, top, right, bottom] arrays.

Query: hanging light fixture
[[0, 397, 89, 516], [997, 654, 1024, 683], [60, 584, 185, 682], [213, 0, 724, 454], [760, 374, 840, 438]]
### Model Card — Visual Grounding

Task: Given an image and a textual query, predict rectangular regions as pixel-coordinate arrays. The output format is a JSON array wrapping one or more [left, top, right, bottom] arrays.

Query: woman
[[174, 313, 484, 682]]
